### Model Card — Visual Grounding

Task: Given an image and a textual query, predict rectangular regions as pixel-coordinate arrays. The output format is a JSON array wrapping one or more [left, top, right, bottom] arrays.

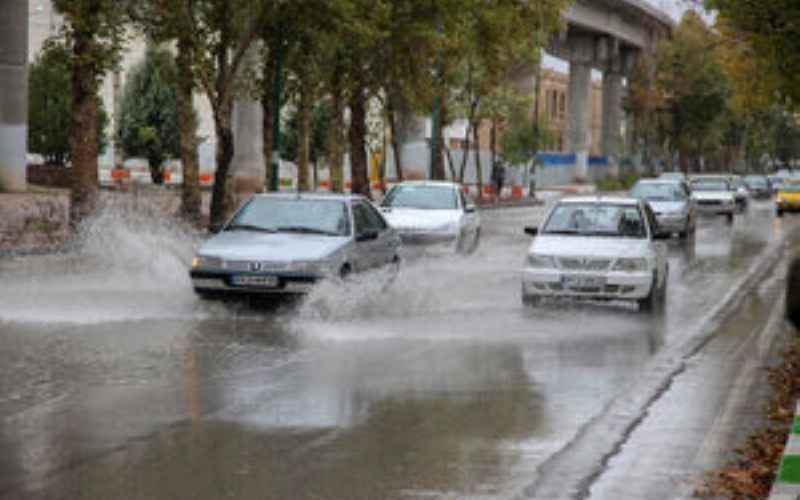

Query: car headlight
[[612, 258, 648, 272], [288, 260, 330, 275], [526, 254, 556, 269], [192, 255, 223, 269]]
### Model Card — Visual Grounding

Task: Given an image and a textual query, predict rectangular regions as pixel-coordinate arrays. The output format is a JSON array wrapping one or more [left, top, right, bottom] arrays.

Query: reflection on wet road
[[0, 201, 795, 499]]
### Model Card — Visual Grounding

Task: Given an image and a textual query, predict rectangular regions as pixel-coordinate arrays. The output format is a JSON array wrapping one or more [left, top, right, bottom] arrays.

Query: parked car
[[190, 193, 401, 297], [776, 181, 800, 217], [689, 176, 736, 222], [743, 175, 772, 199], [728, 175, 750, 211], [379, 181, 481, 254], [521, 197, 669, 312], [629, 179, 696, 239]]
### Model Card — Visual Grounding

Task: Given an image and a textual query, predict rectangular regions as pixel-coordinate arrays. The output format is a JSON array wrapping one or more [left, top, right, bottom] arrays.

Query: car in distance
[[380, 181, 481, 254], [689, 176, 736, 222], [190, 193, 401, 297], [629, 179, 696, 239], [776, 181, 800, 217], [521, 197, 668, 312], [743, 175, 772, 200]]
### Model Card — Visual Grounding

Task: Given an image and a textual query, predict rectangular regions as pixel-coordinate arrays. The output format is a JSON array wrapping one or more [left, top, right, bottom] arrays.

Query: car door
[[352, 202, 385, 271], [362, 201, 398, 266]]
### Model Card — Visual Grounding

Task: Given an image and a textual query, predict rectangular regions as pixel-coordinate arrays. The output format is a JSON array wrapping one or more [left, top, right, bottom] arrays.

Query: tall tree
[[119, 48, 182, 184], [52, 0, 127, 224], [706, 0, 800, 108]]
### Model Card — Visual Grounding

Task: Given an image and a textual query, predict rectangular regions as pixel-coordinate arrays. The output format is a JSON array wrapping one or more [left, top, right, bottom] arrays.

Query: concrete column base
[[0, 125, 27, 192]]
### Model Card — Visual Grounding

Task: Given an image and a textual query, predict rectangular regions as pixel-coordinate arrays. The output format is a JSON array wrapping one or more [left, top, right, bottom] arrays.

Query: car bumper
[[694, 202, 735, 215], [777, 201, 800, 211], [655, 215, 688, 234], [190, 269, 321, 295], [521, 268, 653, 300]]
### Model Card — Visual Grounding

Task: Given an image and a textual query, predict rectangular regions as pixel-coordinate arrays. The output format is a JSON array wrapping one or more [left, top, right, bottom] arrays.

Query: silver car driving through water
[[629, 179, 696, 239], [190, 193, 401, 297]]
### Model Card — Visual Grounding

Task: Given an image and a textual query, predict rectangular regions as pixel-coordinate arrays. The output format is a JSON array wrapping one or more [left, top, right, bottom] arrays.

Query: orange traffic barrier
[[512, 186, 524, 198], [111, 168, 129, 179]]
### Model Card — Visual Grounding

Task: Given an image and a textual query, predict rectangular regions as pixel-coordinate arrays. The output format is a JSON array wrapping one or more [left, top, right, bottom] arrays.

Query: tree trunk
[[262, 56, 276, 191], [329, 80, 344, 193], [177, 35, 201, 224], [474, 122, 483, 201], [297, 84, 311, 191], [209, 100, 234, 231], [349, 88, 369, 198], [430, 96, 445, 180], [386, 97, 404, 182], [69, 30, 100, 226]]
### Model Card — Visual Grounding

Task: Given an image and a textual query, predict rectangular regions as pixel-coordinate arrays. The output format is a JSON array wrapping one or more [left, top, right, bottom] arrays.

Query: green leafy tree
[[119, 48, 182, 184], [28, 41, 109, 166], [706, 0, 800, 108], [52, 0, 128, 223]]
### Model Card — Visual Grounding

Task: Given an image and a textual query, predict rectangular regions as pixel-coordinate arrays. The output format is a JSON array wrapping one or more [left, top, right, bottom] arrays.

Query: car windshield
[[382, 185, 458, 210], [692, 180, 729, 191], [630, 183, 686, 201], [744, 176, 768, 188], [542, 203, 647, 239], [226, 198, 351, 236], [781, 183, 800, 193]]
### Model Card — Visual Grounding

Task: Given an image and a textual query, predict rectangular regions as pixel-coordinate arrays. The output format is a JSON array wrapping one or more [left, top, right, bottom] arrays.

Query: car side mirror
[[356, 230, 379, 242], [524, 226, 538, 236], [465, 203, 476, 213]]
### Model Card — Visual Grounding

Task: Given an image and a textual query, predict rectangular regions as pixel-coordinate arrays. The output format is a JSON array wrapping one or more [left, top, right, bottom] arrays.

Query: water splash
[[0, 194, 211, 324]]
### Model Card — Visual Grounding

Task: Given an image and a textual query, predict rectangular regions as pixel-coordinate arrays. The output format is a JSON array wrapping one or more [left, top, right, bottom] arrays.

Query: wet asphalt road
[[0, 201, 797, 500]]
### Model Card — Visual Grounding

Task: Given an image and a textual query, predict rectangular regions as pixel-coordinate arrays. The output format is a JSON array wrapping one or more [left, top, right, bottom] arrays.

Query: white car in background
[[521, 197, 669, 312], [380, 181, 481, 254], [689, 176, 736, 222]]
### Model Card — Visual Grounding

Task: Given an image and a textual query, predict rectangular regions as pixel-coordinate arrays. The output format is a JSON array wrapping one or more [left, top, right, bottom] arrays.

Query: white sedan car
[[380, 181, 481, 254], [521, 197, 669, 311], [690, 177, 736, 222]]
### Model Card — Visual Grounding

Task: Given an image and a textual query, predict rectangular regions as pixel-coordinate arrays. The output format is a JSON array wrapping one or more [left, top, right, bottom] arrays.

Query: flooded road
[[0, 201, 796, 499]]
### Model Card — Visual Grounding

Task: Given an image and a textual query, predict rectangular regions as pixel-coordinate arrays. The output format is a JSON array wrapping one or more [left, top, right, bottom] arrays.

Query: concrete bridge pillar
[[602, 70, 624, 177], [230, 49, 265, 203], [568, 61, 592, 181], [0, 0, 28, 192]]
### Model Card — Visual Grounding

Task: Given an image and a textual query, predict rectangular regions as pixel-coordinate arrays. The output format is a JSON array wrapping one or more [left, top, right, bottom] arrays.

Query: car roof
[[391, 181, 460, 188], [250, 192, 366, 202], [558, 196, 641, 206], [635, 178, 683, 185]]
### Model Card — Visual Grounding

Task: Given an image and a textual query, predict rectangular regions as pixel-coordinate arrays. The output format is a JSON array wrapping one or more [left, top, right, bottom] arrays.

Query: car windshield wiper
[[275, 226, 340, 236], [224, 223, 277, 233], [543, 229, 581, 235]]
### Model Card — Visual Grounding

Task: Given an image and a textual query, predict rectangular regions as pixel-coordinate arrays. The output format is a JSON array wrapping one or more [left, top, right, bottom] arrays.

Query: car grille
[[225, 260, 288, 272], [697, 200, 722, 206], [557, 257, 612, 271]]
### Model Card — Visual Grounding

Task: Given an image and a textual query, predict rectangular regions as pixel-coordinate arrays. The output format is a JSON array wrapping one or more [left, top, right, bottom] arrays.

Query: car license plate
[[232, 275, 279, 288], [561, 275, 605, 289]]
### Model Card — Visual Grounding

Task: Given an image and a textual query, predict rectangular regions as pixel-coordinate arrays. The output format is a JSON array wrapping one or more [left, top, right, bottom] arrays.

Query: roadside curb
[[770, 401, 800, 499]]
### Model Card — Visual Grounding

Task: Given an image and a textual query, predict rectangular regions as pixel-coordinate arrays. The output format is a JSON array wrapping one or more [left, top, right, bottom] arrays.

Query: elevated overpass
[[548, 0, 674, 179]]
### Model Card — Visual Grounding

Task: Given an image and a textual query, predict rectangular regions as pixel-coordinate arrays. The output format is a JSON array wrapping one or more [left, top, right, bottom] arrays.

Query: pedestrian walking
[[491, 162, 506, 204]]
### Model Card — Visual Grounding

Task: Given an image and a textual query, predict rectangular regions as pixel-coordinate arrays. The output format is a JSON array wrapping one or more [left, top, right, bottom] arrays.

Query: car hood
[[531, 235, 650, 259], [692, 191, 734, 201], [380, 208, 461, 231], [648, 201, 686, 214], [199, 230, 349, 261]]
